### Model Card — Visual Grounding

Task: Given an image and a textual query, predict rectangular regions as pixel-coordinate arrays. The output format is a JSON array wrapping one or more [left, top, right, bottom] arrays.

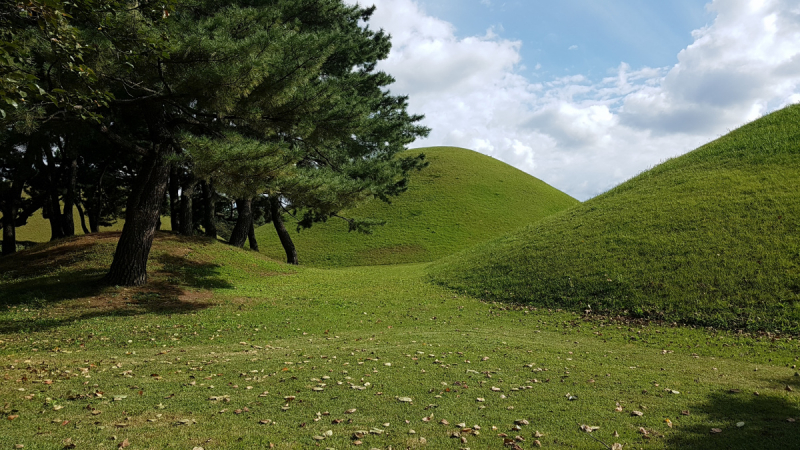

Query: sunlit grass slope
[[3, 212, 170, 250], [255, 146, 578, 267], [429, 104, 800, 333], [2, 233, 800, 449]]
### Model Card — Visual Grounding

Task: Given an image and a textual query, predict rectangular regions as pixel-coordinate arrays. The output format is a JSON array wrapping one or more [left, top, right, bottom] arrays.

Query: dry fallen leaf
[[580, 424, 600, 433], [612, 444, 623, 450], [118, 438, 130, 448], [631, 410, 644, 417], [710, 428, 722, 434]]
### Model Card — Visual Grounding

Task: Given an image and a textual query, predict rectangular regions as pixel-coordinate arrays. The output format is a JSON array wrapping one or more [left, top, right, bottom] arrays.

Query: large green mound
[[429, 105, 800, 332], [255, 146, 578, 267]]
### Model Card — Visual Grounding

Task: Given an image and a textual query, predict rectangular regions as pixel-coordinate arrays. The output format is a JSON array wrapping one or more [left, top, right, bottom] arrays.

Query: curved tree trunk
[[76, 202, 90, 234], [269, 195, 298, 265], [103, 148, 172, 286], [202, 180, 217, 238], [248, 221, 259, 251], [228, 198, 252, 248]]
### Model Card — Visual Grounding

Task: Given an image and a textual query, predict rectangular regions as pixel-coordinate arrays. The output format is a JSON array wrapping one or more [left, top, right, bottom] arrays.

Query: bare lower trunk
[[87, 163, 108, 233], [1, 193, 19, 255], [248, 222, 259, 251], [169, 165, 180, 232], [228, 198, 252, 248], [104, 148, 171, 286], [76, 202, 90, 234], [61, 157, 78, 237], [178, 176, 197, 236], [269, 196, 298, 265], [202, 181, 217, 238]]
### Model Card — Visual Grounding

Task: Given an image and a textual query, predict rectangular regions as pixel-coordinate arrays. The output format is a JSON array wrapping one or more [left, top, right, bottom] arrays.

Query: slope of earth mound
[[429, 104, 800, 332], [255, 146, 579, 267]]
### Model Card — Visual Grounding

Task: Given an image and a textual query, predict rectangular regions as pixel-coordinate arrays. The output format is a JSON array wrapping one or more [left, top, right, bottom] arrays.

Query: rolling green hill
[[254, 146, 579, 267], [429, 104, 800, 332]]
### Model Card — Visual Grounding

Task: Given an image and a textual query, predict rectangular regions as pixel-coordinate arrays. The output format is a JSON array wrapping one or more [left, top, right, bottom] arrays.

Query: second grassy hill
[[254, 146, 578, 267]]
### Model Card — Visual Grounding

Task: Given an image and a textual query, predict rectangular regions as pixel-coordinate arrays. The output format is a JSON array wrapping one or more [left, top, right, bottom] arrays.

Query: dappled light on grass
[[0, 233, 247, 333]]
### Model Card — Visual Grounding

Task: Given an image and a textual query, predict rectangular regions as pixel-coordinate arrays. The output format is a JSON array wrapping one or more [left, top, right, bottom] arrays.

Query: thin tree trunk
[[42, 144, 65, 241], [61, 156, 78, 237], [87, 163, 108, 233], [178, 176, 197, 236], [0, 184, 22, 256], [201, 180, 217, 238], [169, 165, 180, 232], [75, 202, 90, 234], [269, 195, 298, 265], [248, 222, 259, 251], [228, 198, 252, 248], [104, 145, 172, 286]]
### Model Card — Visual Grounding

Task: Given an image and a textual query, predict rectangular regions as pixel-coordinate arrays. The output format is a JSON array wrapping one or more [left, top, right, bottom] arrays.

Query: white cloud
[[356, 0, 800, 200], [568, 45, 578, 50]]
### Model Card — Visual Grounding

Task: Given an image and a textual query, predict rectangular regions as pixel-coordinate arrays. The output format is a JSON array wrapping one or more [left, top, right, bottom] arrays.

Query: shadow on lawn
[[664, 389, 800, 449], [0, 236, 233, 334]]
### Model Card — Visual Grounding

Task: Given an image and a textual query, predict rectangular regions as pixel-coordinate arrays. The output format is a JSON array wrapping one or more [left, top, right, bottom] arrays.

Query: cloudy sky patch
[[353, 0, 800, 200]]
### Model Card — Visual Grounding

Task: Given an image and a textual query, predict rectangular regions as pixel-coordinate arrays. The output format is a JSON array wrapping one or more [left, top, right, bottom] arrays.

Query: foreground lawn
[[1, 235, 799, 449]]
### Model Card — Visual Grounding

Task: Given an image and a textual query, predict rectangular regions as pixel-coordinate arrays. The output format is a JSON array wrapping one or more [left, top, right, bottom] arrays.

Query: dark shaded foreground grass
[[1, 234, 799, 449], [429, 104, 800, 333]]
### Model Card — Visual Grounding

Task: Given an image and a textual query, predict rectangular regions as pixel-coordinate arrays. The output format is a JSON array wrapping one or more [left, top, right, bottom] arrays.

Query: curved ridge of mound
[[255, 147, 579, 267], [429, 105, 800, 332]]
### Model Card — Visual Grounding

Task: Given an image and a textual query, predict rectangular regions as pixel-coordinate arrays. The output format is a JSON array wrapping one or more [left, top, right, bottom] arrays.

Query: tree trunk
[[228, 198, 252, 248], [1, 213, 15, 256], [178, 176, 197, 236], [104, 147, 172, 286], [0, 185, 22, 256], [75, 202, 90, 234], [45, 195, 65, 241], [87, 163, 108, 233], [248, 222, 259, 251], [270, 196, 298, 265], [41, 144, 66, 241], [61, 156, 78, 237], [201, 180, 217, 238], [169, 165, 180, 232]]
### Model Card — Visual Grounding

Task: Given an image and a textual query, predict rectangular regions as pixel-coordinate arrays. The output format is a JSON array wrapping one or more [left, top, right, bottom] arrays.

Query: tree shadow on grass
[[664, 390, 800, 449], [0, 235, 234, 334]]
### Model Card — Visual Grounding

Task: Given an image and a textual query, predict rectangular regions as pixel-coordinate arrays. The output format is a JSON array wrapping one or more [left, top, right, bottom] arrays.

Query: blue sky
[[418, 0, 714, 79], [354, 0, 800, 200]]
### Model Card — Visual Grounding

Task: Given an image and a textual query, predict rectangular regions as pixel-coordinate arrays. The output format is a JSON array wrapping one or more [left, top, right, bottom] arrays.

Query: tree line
[[0, 0, 429, 285]]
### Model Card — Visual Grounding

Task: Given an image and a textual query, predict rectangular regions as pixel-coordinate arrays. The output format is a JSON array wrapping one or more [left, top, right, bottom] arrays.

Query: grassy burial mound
[[255, 146, 578, 267], [429, 104, 800, 332]]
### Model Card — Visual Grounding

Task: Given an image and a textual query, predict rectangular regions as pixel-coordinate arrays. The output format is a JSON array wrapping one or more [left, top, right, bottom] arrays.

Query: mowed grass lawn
[[1, 235, 799, 449]]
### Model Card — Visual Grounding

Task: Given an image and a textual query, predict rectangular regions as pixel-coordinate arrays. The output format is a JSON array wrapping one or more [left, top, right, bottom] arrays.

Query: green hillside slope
[[429, 105, 800, 332], [255, 146, 579, 267]]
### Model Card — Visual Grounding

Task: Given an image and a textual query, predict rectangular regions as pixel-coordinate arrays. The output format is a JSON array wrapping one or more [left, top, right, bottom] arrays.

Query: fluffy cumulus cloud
[[354, 0, 800, 200]]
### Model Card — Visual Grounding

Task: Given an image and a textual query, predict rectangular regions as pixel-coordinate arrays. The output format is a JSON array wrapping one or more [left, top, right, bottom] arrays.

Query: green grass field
[[1, 234, 799, 449], [429, 105, 800, 333], [254, 147, 578, 267], [2, 107, 800, 448]]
